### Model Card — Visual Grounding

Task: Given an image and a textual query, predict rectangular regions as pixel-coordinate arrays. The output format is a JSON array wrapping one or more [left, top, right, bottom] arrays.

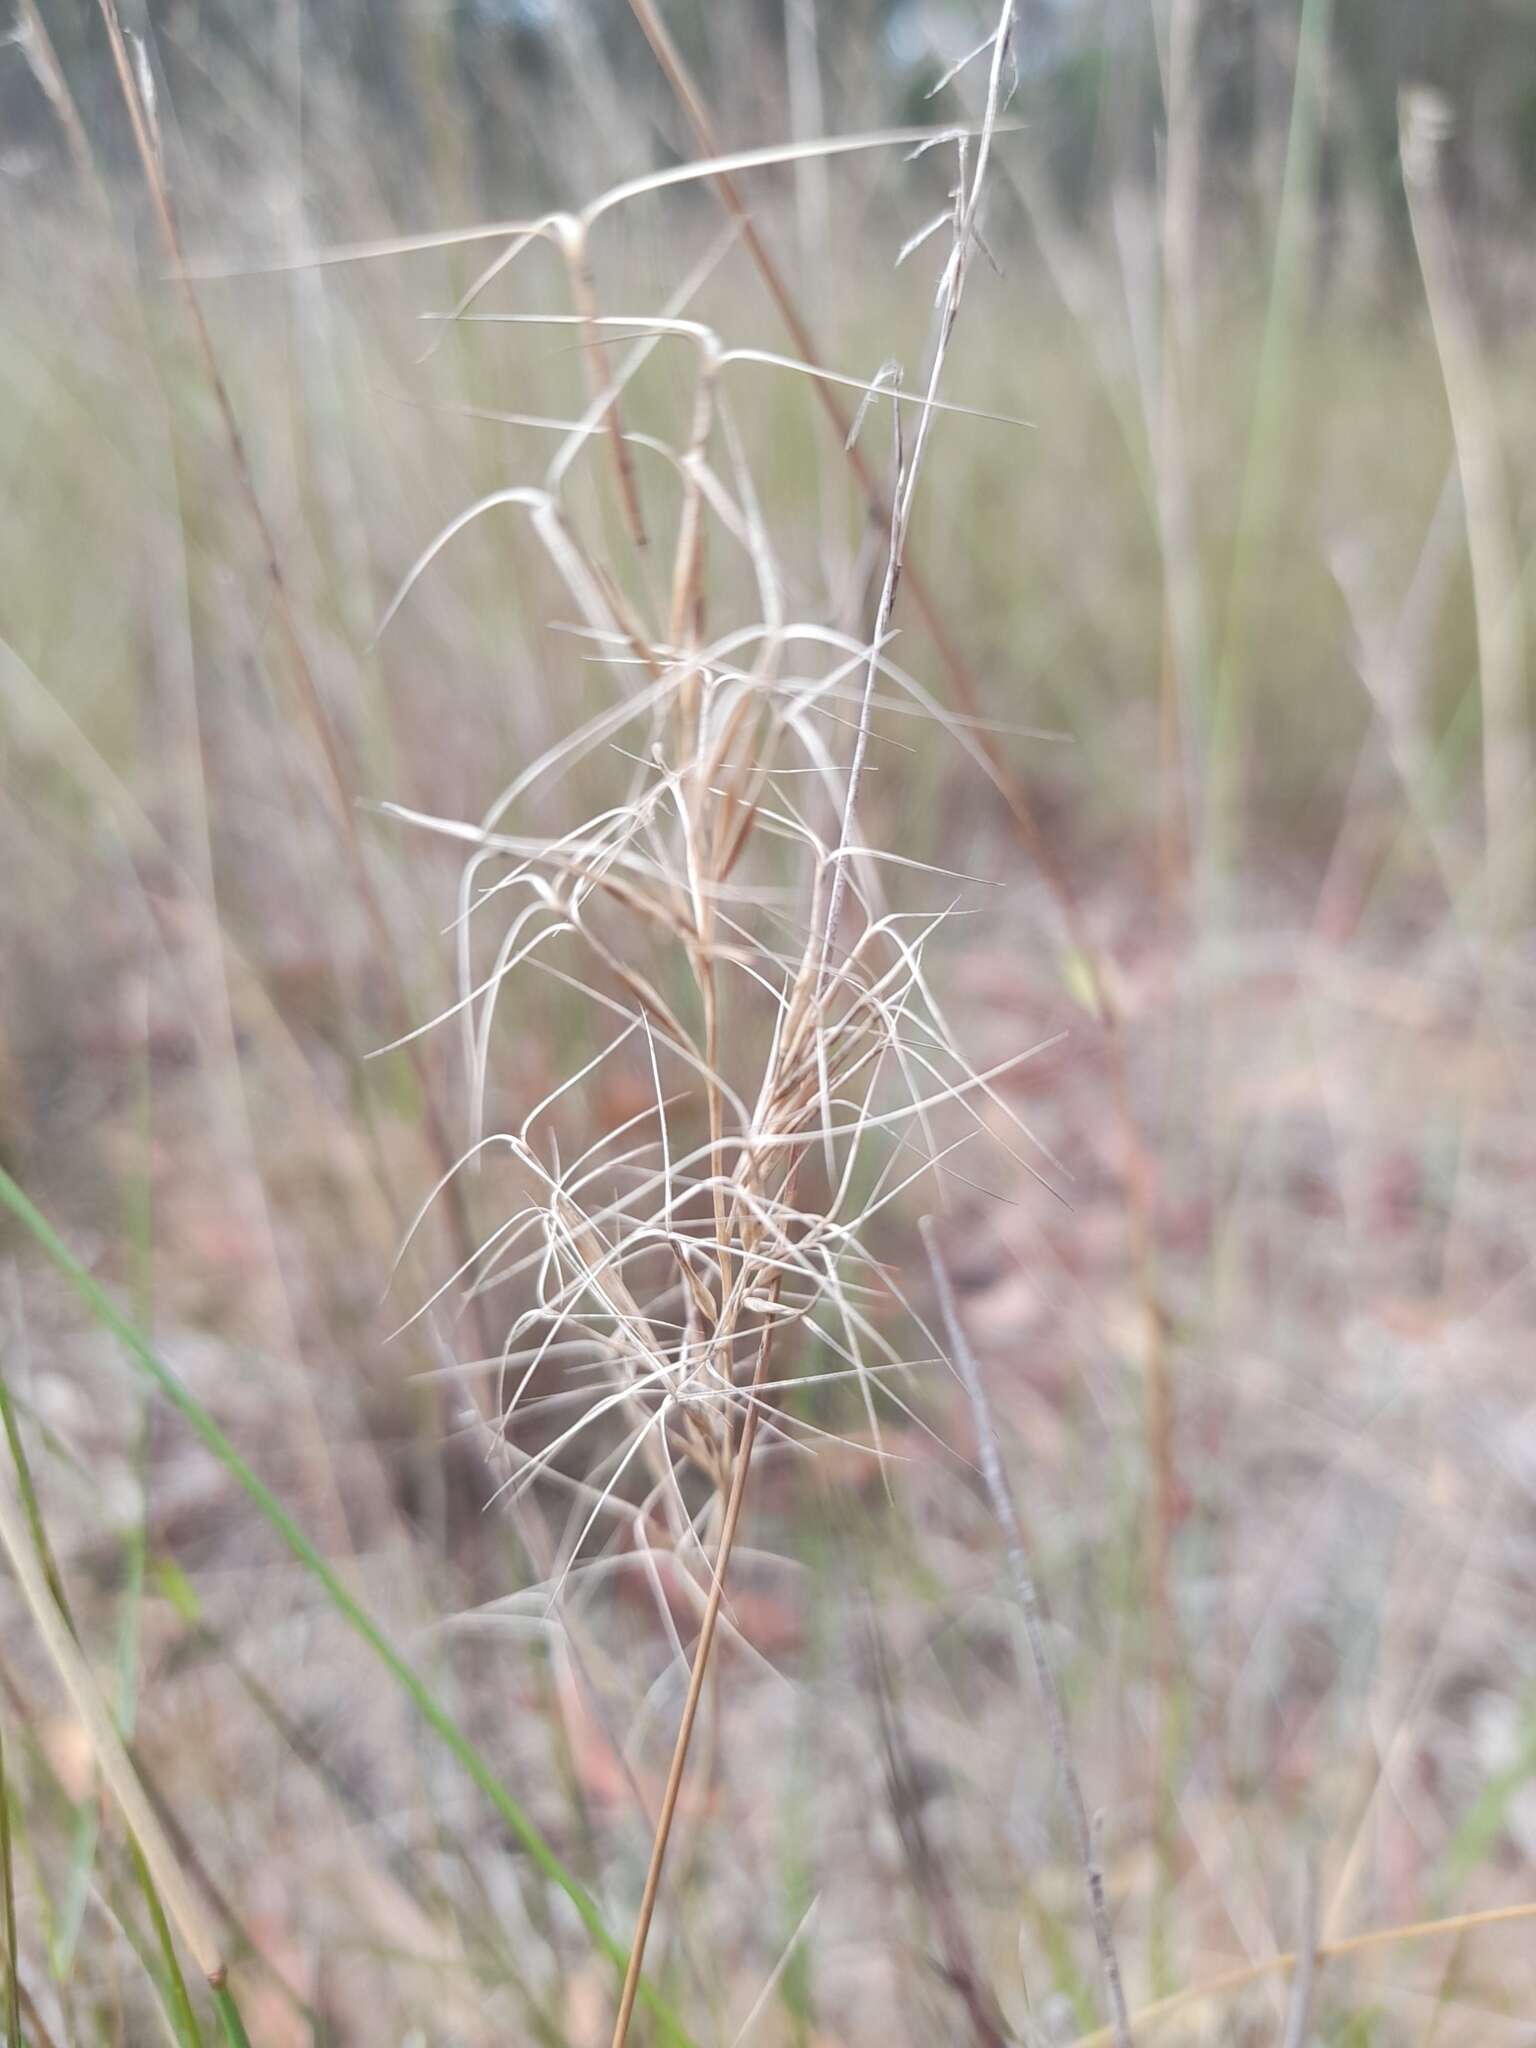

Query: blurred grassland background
[[4, 1, 1536, 2044]]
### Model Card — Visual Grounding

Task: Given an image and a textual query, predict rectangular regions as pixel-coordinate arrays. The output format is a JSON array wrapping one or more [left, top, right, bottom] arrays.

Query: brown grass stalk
[[608, 1320, 780, 2048]]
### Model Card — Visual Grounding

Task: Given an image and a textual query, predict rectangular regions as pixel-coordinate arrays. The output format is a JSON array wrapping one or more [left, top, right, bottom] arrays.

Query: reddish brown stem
[[609, 1325, 778, 2048]]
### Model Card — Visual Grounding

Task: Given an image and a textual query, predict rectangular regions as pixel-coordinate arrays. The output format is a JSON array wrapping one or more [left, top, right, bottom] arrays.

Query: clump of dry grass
[[358, 8, 1137, 2039]]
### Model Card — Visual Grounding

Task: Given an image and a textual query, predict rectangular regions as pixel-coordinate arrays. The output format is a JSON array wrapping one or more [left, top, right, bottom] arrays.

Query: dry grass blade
[[0, 1464, 228, 1990], [728, 1891, 820, 2047], [1069, 1902, 1536, 2048], [179, 128, 986, 279]]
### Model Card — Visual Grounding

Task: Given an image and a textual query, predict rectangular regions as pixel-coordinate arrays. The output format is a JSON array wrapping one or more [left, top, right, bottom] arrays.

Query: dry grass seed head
[[354, 103, 1050, 1664]]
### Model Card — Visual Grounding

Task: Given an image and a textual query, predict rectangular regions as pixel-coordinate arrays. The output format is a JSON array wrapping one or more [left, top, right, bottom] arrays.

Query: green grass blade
[[53, 1805, 98, 1980], [0, 1379, 71, 1629], [112, 1416, 150, 1740], [0, 1164, 693, 2048], [131, 1834, 204, 2048], [3, 1365, 205, 2030], [1204, 0, 1335, 889], [0, 1716, 22, 2048], [5, 1787, 61, 1995], [211, 1983, 253, 2048]]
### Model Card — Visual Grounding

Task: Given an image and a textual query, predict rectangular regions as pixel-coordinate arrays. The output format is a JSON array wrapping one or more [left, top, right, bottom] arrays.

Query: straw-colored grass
[[4, 4, 1536, 2045]]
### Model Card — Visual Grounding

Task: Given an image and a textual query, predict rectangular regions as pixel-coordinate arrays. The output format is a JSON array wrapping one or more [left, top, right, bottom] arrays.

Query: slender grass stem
[[921, 1218, 1134, 2048], [0, 1713, 21, 2048], [610, 1322, 779, 2048]]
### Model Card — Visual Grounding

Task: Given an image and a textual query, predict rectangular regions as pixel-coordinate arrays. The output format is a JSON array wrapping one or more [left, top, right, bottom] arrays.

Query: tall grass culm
[[352, 5, 1130, 2042]]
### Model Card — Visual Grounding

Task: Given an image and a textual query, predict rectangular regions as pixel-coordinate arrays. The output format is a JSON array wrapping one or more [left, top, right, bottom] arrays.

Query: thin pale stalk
[[1280, 1860, 1319, 2048], [1070, 1901, 1536, 2048], [921, 1218, 1133, 2047], [624, 0, 991, 729], [1402, 86, 1530, 929], [558, 216, 650, 549], [817, 0, 1018, 987]]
